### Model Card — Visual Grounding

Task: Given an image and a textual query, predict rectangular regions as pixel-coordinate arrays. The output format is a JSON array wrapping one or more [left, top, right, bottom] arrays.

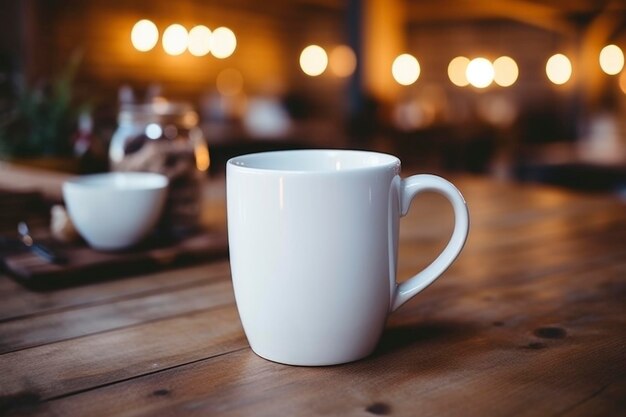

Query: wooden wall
[[2, 0, 623, 140], [12, 0, 348, 109]]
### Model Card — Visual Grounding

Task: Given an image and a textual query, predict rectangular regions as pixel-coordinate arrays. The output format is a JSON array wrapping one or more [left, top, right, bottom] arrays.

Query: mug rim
[[227, 149, 400, 174]]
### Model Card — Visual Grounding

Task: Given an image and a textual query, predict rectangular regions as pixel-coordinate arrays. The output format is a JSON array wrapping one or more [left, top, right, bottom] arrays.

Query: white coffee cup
[[227, 150, 469, 366], [63, 172, 169, 251]]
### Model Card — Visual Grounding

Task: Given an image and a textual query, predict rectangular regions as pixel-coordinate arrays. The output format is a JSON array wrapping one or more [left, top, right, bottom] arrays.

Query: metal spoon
[[18, 222, 67, 264]]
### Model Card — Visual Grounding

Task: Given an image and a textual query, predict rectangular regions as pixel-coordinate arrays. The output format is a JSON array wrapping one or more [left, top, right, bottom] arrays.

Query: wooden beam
[[406, 0, 578, 35]]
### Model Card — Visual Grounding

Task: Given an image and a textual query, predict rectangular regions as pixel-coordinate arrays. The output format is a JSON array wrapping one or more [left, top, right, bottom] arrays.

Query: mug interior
[[228, 149, 399, 173], [65, 172, 169, 191]]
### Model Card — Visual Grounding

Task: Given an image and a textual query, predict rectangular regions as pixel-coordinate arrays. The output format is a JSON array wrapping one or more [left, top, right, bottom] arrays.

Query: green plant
[[0, 52, 91, 158]]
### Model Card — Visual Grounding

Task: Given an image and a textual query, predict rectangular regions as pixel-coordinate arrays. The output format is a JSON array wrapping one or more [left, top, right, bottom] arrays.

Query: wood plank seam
[[0, 271, 232, 324], [0, 299, 238, 356], [550, 383, 612, 417], [43, 346, 250, 403]]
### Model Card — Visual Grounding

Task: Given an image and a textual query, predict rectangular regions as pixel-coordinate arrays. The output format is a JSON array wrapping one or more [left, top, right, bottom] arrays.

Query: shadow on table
[[372, 320, 481, 359]]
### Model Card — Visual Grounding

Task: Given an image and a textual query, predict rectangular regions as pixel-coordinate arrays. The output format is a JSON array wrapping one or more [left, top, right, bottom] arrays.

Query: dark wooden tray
[[2, 231, 229, 290], [0, 188, 229, 290]]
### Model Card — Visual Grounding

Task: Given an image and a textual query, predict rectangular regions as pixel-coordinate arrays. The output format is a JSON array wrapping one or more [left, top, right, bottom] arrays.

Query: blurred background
[[0, 0, 625, 194]]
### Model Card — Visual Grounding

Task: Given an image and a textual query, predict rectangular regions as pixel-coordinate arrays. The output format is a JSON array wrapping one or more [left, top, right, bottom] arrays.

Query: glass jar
[[109, 101, 210, 236]]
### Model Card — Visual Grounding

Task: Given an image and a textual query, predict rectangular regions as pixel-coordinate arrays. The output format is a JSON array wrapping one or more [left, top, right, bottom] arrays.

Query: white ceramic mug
[[227, 150, 469, 366]]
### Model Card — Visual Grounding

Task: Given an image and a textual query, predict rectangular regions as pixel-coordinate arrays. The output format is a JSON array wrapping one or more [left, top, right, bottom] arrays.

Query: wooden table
[[1, 164, 625, 416]]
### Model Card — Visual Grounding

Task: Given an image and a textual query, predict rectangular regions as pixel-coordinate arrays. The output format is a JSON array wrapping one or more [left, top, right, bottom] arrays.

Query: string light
[[211, 27, 237, 59], [392, 54, 420, 86], [493, 56, 519, 87], [131, 20, 159, 52], [162, 24, 188, 56], [599, 44, 624, 75], [466, 57, 494, 88], [133, 21, 239, 59], [188, 25, 212, 57], [300, 45, 328, 76], [137, 22, 619, 95], [546, 53, 572, 85], [448, 56, 470, 87]]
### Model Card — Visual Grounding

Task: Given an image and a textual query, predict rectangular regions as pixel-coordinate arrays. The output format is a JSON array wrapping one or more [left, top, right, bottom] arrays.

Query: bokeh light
[[329, 45, 357, 77], [192, 128, 210, 172], [546, 53, 572, 85], [145, 123, 162, 139], [216, 68, 244, 96], [188, 25, 212, 57], [393, 99, 436, 131], [493, 56, 519, 87], [300, 45, 328, 76], [448, 56, 470, 87], [211, 27, 237, 59], [477, 96, 518, 127], [392, 54, 420, 86], [620, 71, 626, 94], [162, 24, 188, 56], [466, 57, 494, 88], [599, 44, 624, 75], [131, 19, 159, 52]]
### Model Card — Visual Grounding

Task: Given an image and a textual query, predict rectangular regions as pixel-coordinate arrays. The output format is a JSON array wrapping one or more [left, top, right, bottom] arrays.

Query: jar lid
[[118, 101, 198, 128]]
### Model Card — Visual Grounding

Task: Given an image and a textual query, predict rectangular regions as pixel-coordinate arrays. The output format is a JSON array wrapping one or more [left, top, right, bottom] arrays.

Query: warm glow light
[[162, 24, 188, 56], [131, 19, 159, 52], [194, 141, 210, 171], [448, 56, 470, 87], [546, 54, 572, 85], [216, 68, 244, 96], [211, 27, 237, 59], [620, 71, 626, 94], [300, 45, 328, 76], [392, 54, 420, 86], [493, 56, 518, 87], [188, 25, 212, 57], [599, 44, 624, 75], [329, 45, 357, 77], [466, 57, 494, 88]]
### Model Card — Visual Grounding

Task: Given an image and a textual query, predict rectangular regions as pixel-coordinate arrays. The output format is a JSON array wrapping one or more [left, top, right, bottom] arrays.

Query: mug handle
[[391, 174, 470, 311]]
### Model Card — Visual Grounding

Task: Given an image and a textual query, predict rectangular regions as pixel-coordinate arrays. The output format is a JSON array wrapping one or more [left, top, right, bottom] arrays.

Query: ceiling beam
[[405, 0, 581, 35]]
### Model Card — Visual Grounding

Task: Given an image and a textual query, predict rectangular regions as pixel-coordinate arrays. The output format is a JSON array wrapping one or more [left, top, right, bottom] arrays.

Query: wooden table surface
[[0, 164, 625, 417]]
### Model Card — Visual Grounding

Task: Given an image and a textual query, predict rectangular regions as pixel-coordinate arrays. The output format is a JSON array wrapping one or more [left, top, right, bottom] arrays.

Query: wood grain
[[0, 277, 234, 354], [0, 261, 232, 322], [21, 260, 626, 417], [0, 172, 624, 417], [0, 305, 246, 400]]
